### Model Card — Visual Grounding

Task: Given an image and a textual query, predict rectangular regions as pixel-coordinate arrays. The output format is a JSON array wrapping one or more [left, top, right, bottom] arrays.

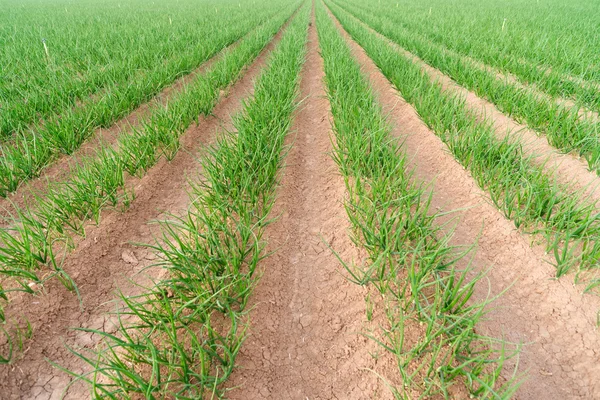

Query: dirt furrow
[[0, 23, 289, 400], [225, 16, 395, 400], [339, 10, 600, 205], [328, 7, 600, 400]]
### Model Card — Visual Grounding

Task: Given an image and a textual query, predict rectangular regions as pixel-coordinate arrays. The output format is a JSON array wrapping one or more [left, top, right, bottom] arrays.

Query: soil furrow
[[0, 21, 289, 400], [225, 15, 395, 400], [328, 6, 600, 399], [339, 10, 600, 204]]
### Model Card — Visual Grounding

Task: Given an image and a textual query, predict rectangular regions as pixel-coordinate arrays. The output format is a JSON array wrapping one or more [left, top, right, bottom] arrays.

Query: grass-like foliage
[[57, 4, 310, 397], [316, 2, 520, 398], [326, 0, 600, 289], [0, 0, 264, 137], [342, 0, 600, 113], [332, 0, 600, 174], [0, 1, 292, 197], [0, 3, 300, 335]]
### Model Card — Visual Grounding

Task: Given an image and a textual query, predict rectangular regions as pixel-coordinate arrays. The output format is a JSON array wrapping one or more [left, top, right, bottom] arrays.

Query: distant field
[[0, 0, 599, 398]]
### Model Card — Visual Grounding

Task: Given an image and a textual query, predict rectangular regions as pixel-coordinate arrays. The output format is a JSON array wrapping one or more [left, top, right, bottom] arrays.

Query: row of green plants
[[59, 6, 310, 396], [0, 0, 279, 138], [316, 2, 520, 397], [355, 0, 600, 114], [325, 1, 600, 288], [331, 0, 600, 174], [0, 2, 301, 329], [342, 0, 600, 115], [370, 0, 600, 88], [0, 2, 287, 197]]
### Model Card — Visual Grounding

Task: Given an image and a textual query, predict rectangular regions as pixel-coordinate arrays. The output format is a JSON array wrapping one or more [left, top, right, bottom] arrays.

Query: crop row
[[325, 1, 600, 287], [343, 0, 600, 114], [61, 5, 310, 396], [0, 2, 301, 326], [0, 2, 291, 197], [0, 0, 278, 137], [331, 0, 600, 174], [316, 1, 519, 397], [371, 0, 600, 87], [366, 0, 600, 113]]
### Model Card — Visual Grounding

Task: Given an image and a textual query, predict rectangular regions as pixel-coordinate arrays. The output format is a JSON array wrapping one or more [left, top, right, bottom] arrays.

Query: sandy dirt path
[[327, 5, 600, 399], [0, 21, 290, 400], [225, 14, 395, 400]]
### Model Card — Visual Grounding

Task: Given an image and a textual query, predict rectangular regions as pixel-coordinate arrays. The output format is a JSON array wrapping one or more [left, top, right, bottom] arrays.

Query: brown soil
[[224, 16, 397, 400], [0, 23, 288, 400], [327, 6, 600, 400]]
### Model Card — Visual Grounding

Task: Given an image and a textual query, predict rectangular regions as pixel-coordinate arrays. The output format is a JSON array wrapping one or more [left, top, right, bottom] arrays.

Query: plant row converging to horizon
[[62, 4, 310, 396], [0, 0, 301, 323], [56, 2, 521, 396], [0, 2, 287, 197], [1, 0, 600, 397], [326, 0, 600, 289], [317, 1, 519, 397]]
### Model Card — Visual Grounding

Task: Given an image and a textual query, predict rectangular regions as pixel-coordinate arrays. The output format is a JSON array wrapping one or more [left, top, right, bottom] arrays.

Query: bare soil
[[328, 7, 600, 399], [0, 24, 288, 400], [225, 17, 397, 400]]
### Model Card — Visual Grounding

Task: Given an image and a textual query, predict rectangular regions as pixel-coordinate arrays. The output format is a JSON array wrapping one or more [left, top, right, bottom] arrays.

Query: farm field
[[0, 0, 599, 398]]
